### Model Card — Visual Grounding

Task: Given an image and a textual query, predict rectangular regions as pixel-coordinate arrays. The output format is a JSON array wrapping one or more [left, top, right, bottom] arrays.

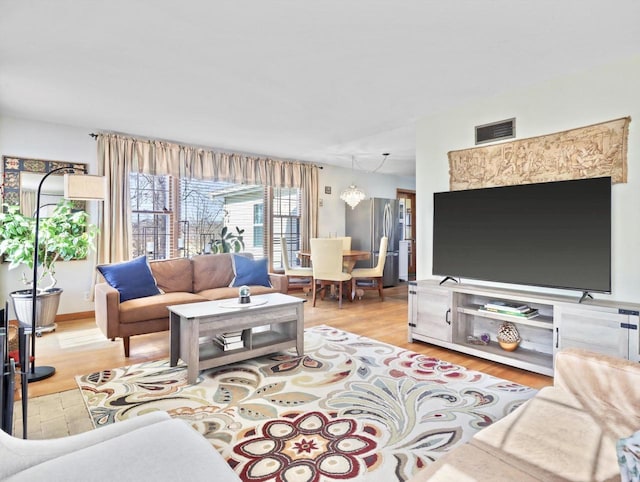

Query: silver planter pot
[[10, 288, 63, 334]]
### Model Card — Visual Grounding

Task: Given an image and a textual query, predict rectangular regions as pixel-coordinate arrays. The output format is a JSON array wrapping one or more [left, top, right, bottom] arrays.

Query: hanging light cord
[[354, 152, 390, 174], [370, 152, 390, 173]]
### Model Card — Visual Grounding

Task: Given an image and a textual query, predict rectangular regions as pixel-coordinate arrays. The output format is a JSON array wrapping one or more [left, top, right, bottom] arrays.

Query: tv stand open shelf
[[457, 305, 553, 329], [408, 280, 640, 376]]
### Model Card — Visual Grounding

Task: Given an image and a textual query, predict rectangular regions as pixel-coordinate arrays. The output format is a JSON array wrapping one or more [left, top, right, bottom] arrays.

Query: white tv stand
[[408, 280, 640, 376]]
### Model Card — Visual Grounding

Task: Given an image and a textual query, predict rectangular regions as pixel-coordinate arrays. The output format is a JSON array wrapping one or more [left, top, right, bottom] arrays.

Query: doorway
[[396, 189, 416, 281]]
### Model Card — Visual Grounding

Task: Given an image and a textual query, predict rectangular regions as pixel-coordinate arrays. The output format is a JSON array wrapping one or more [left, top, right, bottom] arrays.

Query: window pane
[[272, 187, 301, 269], [179, 178, 227, 256], [253, 226, 263, 247], [130, 173, 172, 259], [215, 184, 264, 258], [253, 204, 263, 224], [130, 173, 170, 212], [131, 212, 170, 259]]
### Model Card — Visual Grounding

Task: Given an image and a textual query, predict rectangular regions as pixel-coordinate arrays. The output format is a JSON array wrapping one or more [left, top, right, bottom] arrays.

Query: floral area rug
[[77, 326, 537, 481]]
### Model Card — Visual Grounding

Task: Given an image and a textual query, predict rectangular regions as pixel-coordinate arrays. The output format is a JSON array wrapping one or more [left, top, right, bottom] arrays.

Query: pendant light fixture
[[340, 155, 366, 209]]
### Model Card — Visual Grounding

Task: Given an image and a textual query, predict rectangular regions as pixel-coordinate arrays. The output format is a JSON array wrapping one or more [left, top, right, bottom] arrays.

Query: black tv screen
[[432, 177, 611, 293]]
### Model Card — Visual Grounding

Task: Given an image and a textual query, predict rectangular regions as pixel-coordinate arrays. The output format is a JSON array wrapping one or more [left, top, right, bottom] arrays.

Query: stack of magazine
[[480, 300, 539, 319], [215, 330, 244, 351]]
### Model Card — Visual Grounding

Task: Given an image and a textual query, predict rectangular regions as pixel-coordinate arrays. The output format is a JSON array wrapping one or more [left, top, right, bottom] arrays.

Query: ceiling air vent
[[475, 118, 515, 145]]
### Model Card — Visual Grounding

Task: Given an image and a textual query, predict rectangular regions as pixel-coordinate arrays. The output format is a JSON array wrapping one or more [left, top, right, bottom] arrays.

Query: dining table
[[297, 249, 371, 300], [297, 249, 370, 273]]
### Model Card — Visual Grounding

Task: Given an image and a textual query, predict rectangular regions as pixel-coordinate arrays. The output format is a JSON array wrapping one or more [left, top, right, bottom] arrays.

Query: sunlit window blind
[[272, 187, 302, 269]]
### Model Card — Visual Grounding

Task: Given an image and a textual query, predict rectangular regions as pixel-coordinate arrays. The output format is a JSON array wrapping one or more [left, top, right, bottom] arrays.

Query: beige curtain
[[96, 133, 319, 263], [96, 135, 134, 265]]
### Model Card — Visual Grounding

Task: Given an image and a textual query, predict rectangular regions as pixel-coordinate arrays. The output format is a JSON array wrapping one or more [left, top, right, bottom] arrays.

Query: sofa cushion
[[554, 348, 640, 437], [150, 258, 194, 293], [472, 385, 621, 482], [192, 253, 236, 292], [415, 385, 624, 481], [230, 254, 271, 287], [97, 256, 161, 302], [197, 284, 276, 301], [119, 292, 206, 324], [408, 442, 539, 482]]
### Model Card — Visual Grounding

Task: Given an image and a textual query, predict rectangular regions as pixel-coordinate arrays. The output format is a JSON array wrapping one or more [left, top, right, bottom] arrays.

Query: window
[[130, 174, 301, 266], [130, 173, 171, 260], [253, 204, 264, 248], [272, 187, 302, 270]]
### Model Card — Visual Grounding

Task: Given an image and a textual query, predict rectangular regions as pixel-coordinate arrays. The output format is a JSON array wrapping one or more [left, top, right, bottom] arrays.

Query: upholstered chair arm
[[554, 348, 640, 432], [0, 412, 170, 479], [94, 282, 121, 339], [269, 273, 289, 294]]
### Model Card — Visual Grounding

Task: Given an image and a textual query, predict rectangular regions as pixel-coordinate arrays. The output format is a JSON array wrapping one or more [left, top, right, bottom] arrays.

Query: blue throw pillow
[[97, 256, 161, 302], [230, 255, 271, 288]]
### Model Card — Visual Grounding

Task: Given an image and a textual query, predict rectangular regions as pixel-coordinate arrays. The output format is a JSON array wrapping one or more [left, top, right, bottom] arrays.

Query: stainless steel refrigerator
[[345, 198, 401, 287]]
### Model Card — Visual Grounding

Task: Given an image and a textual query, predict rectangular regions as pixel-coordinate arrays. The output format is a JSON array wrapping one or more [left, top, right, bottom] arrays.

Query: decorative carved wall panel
[[448, 117, 630, 191]]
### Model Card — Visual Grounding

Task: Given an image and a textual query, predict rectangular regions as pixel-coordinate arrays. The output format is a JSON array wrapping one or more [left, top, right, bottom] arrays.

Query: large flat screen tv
[[432, 177, 611, 294]]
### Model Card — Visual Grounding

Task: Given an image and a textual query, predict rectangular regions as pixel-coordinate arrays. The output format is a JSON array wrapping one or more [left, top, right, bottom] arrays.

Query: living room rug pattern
[[77, 326, 537, 481]]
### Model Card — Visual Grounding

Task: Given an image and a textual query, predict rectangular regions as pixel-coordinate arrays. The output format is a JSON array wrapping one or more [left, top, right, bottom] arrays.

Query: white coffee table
[[168, 293, 305, 384]]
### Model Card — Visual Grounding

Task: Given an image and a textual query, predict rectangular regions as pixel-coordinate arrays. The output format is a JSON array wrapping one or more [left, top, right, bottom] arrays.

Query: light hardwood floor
[[25, 283, 552, 401], [12, 283, 553, 439]]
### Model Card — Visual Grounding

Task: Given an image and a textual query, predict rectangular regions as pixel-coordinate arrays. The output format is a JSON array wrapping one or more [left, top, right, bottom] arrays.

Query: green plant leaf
[[0, 200, 98, 288]]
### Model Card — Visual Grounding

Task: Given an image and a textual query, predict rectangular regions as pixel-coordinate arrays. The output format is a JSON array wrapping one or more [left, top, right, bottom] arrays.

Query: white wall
[[416, 55, 640, 303], [0, 115, 416, 315], [0, 115, 99, 315], [318, 165, 415, 237]]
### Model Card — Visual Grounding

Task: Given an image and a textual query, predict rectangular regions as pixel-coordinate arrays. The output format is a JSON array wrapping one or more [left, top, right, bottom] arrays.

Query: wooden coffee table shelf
[[168, 293, 305, 384]]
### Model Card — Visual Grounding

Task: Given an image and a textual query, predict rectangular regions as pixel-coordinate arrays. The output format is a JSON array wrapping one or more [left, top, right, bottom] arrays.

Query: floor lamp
[[28, 167, 105, 382]]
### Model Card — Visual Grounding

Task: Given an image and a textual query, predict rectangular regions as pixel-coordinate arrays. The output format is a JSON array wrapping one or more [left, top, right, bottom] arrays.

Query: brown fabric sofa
[[410, 348, 640, 481], [95, 253, 288, 356]]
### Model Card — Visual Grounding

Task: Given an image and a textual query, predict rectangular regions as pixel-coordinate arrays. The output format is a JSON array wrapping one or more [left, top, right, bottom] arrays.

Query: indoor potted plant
[[210, 226, 245, 253], [0, 200, 98, 331]]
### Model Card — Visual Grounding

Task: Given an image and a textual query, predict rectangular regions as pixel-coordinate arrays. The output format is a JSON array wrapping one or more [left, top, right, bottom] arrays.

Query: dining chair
[[350, 236, 388, 301], [335, 236, 351, 270], [280, 237, 313, 293], [310, 238, 352, 308], [335, 236, 351, 250]]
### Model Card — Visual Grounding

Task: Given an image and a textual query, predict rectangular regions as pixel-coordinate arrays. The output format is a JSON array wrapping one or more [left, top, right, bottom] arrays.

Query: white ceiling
[[1, 1, 639, 177]]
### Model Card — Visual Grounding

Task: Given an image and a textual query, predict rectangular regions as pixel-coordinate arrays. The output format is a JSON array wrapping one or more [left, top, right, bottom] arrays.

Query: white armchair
[[0, 411, 240, 481]]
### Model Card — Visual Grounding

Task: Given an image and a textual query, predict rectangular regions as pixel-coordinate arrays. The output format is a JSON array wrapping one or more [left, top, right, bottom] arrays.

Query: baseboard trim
[[55, 311, 95, 322], [9, 310, 95, 325]]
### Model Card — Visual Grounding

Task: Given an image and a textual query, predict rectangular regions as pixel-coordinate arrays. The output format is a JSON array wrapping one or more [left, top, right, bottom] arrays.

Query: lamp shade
[[64, 174, 106, 200]]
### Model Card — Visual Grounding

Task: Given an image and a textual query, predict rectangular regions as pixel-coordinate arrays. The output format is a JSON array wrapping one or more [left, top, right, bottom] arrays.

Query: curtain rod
[[88, 132, 323, 168]]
